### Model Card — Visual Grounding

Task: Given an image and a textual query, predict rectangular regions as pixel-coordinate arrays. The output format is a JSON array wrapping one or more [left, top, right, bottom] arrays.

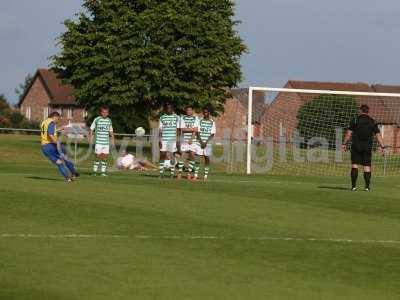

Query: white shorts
[[95, 144, 110, 155], [195, 143, 213, 157], [180, 143, 196, 153], [160, 141, 177, 153]]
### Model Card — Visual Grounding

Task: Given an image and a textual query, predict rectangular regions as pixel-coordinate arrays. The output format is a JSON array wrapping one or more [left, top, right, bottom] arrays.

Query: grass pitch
[[0, 134, 400, 299]]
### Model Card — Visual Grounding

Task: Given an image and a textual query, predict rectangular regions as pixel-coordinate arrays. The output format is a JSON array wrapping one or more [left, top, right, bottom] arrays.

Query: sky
[[1, 0, 400, 104]]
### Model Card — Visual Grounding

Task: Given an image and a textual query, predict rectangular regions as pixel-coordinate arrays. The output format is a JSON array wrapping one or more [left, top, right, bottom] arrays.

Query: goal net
[[227, 86, 400, 176]]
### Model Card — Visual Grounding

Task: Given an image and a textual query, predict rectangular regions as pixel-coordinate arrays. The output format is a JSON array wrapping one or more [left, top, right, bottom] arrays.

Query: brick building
[[214, 88, 267, 141], [18, 69, 86, 126], [259, 80, 400, 152]]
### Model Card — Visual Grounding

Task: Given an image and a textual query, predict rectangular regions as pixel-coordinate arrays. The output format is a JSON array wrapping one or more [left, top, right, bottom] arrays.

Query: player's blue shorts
[[42, 143, 66, 164]]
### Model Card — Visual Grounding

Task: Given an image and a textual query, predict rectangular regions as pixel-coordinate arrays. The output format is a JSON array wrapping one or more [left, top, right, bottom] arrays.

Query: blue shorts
[[42, 144, 66, 164]]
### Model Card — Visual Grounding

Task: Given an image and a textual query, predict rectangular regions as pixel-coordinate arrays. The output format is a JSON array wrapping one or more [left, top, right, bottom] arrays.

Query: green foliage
[[15, 73, 33, 104], [87, 105, 150, 134], [0, 94, 38, 129], [297, 95, 359, 148], [52, 0, 246, 130]]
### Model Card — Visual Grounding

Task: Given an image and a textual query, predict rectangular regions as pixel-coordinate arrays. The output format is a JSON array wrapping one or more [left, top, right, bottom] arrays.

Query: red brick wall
[[214, 98, 247, 141], [50, 106, 86, 126], [20, 76, 86, 127], [382, 125, 400, 153], [19, 77, 51, 123], [260, 89, 304, 142]]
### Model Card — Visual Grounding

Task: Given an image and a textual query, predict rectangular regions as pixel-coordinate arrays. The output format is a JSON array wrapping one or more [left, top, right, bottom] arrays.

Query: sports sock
[[159, 160, 165, 176], [170, 160, 176, 176], [64, 159, 77, 175], [57, 164, 69, 179], [188, 160, 195, 175], [194, 161, 200, 178], [101, 161, 107, 174], [351, 168, 358, 188], [178, 161, 184, 174], [204, 166, 209, 177], [93, 160, 100, 173], [364, 172, 371, 189]]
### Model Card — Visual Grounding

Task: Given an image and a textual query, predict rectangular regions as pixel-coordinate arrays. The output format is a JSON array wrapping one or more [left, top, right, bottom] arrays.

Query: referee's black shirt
[[348, 114, 380, 151]]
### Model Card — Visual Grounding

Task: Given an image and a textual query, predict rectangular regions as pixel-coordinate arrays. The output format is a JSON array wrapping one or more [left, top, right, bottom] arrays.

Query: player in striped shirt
[[89, 106, 115, 176], [195, 107, 216, 181], [177, 105, 199, 179], [159, 103, 180, 177]]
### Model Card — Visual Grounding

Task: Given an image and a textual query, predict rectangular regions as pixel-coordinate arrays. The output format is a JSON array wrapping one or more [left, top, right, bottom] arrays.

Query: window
[[26, 106, 31, 120], [43, 107, 49, 119], [82, 110, 88, 118]]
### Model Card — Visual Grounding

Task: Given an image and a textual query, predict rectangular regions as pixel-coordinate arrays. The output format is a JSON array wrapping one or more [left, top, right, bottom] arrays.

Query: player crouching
[[40, 111, 79, 182], [194, 107, 216, 182]]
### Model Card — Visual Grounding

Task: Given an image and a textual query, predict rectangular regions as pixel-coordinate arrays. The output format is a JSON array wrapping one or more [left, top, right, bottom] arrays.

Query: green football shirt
[[159, 114, 179, 142], [179, 115, 199, 143], [90, 116, 113, 145], [197, 118, 216, 144]]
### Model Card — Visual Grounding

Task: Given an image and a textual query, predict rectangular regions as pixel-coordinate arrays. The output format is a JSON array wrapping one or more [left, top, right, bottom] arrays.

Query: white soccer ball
[[135, 127, 146, 137]]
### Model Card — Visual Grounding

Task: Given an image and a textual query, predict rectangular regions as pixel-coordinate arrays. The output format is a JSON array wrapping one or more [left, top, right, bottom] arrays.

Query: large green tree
[[297, 95, 359, 148], [52, 0, 246, 132]]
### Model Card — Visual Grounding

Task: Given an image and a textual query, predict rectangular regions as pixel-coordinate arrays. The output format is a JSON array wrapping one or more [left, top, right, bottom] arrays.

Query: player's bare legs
[[204, 156, 210, 181], [159, 150, 167, 177]]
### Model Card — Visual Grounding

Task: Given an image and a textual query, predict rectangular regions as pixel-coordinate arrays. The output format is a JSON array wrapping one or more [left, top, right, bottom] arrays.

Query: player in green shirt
[[158, 103, 180, 177], [89, 106, 115, 176], [177, 105, 199, 180], [195, 107, 216, 181]]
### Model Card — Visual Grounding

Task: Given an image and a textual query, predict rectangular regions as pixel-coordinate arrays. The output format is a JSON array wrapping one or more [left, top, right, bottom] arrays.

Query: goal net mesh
[[219, 88, 400, 176]]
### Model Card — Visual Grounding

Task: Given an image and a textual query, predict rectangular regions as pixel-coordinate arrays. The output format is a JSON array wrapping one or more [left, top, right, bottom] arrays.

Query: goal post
[[246, 86, 400, 176]]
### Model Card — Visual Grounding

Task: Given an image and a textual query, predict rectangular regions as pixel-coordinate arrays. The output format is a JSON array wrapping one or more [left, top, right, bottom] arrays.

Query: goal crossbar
[[246, 87, 400, 175]]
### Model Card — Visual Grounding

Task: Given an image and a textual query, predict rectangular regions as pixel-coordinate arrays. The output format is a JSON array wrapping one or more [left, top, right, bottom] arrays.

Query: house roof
[[19, 69, 76, 106], [285, 80, 398, 125], [287, 80, 373, 92]]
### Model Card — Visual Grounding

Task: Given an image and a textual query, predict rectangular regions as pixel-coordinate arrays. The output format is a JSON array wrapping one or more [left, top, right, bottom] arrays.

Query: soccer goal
[[245, 86, 400, 176]]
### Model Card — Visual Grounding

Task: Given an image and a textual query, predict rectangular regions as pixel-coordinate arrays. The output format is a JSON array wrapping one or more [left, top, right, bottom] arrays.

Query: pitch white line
[[1, 234, 400, 245], [0, 234, 127, 239]]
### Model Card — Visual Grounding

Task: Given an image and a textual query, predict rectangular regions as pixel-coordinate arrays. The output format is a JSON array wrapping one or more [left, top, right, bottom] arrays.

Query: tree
[[52, 0, 246, 132], [296, 95, 359, 148], [15, 73, 33, 105], [0, 94, 38, 129]]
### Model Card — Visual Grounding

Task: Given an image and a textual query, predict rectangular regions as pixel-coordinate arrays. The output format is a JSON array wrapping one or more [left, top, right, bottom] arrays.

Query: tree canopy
[[0, 94, 38, 129], [52, 0, 246, 131]]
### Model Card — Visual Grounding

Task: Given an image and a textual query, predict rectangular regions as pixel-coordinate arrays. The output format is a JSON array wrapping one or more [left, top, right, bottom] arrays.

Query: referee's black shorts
[[351, 147, 372, 166]]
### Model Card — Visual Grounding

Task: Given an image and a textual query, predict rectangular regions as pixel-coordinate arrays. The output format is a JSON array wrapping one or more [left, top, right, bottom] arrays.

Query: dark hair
[[203, 106, 213, 114], [49, 111, 60, 118], [185, 105, 193, 109], [164, 102, 173, 110], [360, 104, 369, 114], [100, 105, 109, 111]]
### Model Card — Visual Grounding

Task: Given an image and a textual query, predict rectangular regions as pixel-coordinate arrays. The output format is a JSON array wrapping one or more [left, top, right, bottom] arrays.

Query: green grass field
[[1, 134, 400, 299]]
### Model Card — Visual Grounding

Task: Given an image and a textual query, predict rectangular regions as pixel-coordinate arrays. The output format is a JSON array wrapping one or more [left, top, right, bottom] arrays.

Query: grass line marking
[[1, 234, 400, 245]]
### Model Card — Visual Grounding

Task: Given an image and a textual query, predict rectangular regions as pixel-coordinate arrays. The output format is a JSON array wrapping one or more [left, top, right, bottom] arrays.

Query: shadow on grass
[[139, 173, 160, 178], [318, 186, 349, 191], [26, 176, 62, 182]]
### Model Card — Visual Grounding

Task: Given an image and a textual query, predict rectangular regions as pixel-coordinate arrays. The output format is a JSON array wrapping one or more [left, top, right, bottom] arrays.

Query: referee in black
[[342, 105, 385, 191]]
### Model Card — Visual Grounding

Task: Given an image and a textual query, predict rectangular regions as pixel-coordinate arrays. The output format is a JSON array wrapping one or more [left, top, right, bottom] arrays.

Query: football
[[135, 127, 146, 137]]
